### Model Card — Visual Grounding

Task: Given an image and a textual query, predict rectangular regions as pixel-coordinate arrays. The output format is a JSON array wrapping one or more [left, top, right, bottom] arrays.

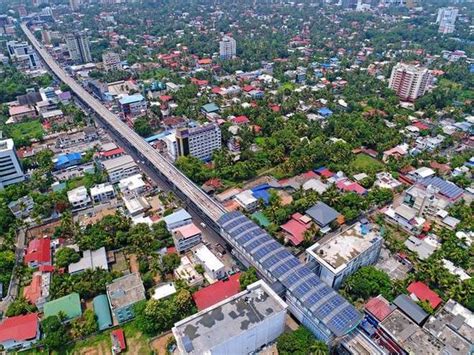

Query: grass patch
[[2, 120, 44, 147], [350, 154, 384, 174]]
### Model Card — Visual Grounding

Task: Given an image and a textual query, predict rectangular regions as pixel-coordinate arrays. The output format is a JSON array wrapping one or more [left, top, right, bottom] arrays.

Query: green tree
[[341, 266, 393, 302], [134, 117, 153, 137], [239, 267, 258, 290], [5, 296, 36, 317], [55, 247, 81, 268], [161, 253, 180, 275], [277, 327, 329, 355], [70, 309, 98, 338], [41, 315, 70, 350]]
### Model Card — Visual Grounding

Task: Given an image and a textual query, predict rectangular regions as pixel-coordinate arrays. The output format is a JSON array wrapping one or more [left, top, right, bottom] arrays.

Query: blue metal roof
[[251, 184, 271, 204], [419, 176, 463, 200], [119, 94, 145, 105], [218, 211, 362, 337], [163, 208, 192, 226], [318, 107, 333, 116]]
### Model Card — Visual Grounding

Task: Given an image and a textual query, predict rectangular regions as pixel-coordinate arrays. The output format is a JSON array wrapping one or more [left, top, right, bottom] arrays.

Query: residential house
[[24, 237, 51, 268], [101, 155, 140, 184], [90, 183, 116, 203], [163, 208, 192, 231], [280, 213, 313, 246], [106, 273, 146, 323], [43, 292, 82, 321], [0, 313, 40, 351], [68, 247, 108, 274], [67, 186, 92, 210], [305, 202, 341, 232], [192, 244, 225, 281], [173, 223, 202, 253]]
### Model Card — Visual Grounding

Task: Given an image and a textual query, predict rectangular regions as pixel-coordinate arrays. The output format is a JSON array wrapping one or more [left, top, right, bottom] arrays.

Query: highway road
[[21, 23, 225, 223]]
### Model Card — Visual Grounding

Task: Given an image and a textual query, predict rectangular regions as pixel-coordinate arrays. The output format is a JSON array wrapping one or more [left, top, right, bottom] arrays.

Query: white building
[[65, 32, 92, 64], [173, 223, 202, 253], [68, 247, 108, 274], [151, 282, 177, 301], [0, 139, 25, 188], [67, 186, 92, 210], [162, 133, 178, 161], [374, 172, 402, 190], [90, 183, 116, 203], [118, 174, 146, 196], [437, 7, 458, 34], [173, 280, 287, 355], [163, 208, 193, 231], [101, 155, 140, 184], [219, 35, 236, 60], [192, 244, 225, 281], [102, 51, 122, 71], [234, 190, 258, 212], [174, 255, 204, 287], [175, 123, 222, 161], [389, 63, 431, 101], [306, 221, 383, 289], [123, 196, 150, 217], [6, 41, 40, 70]]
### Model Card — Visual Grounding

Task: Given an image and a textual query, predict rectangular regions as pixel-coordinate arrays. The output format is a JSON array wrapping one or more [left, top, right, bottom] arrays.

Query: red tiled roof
[[39, 265, 55, 273], [281, 214, 311, 246], [365, 297, 393, 321], [111, 329, 126, 350], [336, 179, 366, 195], [0, 313, 39, 343], [413, 121, 429, 131], [24, 237, 51, 265], [101, 147, 124, 158], [242, 85, 255, 92], [407, 281, 442, 309], [302, 170, 318, 180], [197, 58, 212, 65], [233, 115, 250, 125], [192, 273, 241, 310], [23, 274, 42, 305], [211, 87, 223, 94], [159, 95, 172, 102]]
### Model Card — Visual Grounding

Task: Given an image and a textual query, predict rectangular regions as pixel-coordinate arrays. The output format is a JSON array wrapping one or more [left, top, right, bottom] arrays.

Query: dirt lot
[[150, 332, 174, 355], [27, 220, 61, 239]]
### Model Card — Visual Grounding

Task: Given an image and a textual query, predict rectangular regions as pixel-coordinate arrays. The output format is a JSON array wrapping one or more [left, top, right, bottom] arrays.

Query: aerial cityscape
[[0, 0, 472, 354]]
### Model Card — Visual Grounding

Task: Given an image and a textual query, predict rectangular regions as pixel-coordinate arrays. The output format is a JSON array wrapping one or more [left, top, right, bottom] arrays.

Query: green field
[[2, 120, 44, 147], [350, 154, 384, 174]]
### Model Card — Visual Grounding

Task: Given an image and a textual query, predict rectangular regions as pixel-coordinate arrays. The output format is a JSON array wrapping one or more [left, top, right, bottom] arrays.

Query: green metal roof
[[93, 294, 113, 330], [44, 292, 82, 320], [251, 211, 271, 227]]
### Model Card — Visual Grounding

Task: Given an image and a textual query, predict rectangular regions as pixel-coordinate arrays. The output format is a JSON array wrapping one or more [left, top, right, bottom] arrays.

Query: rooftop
[[192, 273, 241, 311], [68, 247, 108, 274], [163, 208, 192, 228], [152, 283, 177, 301], [407, 281, 442, 309], [305, 201, 340, 227], [173, 281, 287, 354], [101, 155, 136, 171], [307, 222, 381, 271], [380, 309, 443, 355], [192, 244, 224, 274], [393, 294, 429, 325], [106, 273, 146, 310], [118, 94, 145, 105], [173, 223, 201, 240], [0, 313, 39, 343], [43, 292, 82, 320]]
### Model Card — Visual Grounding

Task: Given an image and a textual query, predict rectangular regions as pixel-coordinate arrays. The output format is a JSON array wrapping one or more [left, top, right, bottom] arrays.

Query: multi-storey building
[[106, 273, 145, 324], [219, 35, 236, 60], [66, 33, 92, 64], [388, 63, 431, 101], [172, 223, 202, 253], [102, 51, 122, 71], [0, 139, 25, 189], [101, 155, 140, 184], [305, 220, 383, 289], [175, 123, 221, 161], [173, 280, 287, 355], [69, 0, 81, 11], [437, 7, 458, 34], [6, 41, 40, 70], [118, 94, 147, 118]]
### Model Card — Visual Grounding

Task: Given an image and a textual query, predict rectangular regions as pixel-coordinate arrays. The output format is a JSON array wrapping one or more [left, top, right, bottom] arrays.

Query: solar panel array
[[218, 211, 362, 337], [419, 176, 464, 199]]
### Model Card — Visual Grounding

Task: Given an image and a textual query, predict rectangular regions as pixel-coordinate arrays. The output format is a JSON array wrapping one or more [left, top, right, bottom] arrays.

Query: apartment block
[[101, 155, 140, 184], [306, 220, 383, 289], [437, 7, 458, 34], [219, 35, 236, 60], [389, 63, 431, 101], [0, 139, 25, 188], [175, 123, 222, 161], [65, 32, 92, 63]]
